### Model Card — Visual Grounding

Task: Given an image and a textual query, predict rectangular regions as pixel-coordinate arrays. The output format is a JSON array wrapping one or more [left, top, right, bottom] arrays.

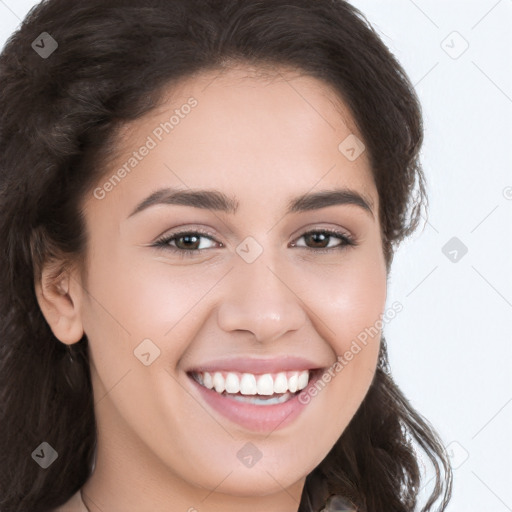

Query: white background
[[1, 0, 511, 510]]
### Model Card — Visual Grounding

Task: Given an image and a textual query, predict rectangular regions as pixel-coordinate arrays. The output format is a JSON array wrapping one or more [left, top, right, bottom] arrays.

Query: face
[[67, 66, 387, 509]]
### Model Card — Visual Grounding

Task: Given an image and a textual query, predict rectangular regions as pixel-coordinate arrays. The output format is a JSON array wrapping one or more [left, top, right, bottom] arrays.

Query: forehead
[[86, 64, 377, 219]]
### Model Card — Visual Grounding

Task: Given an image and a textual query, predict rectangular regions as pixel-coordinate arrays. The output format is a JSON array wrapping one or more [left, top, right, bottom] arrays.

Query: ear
[[34, 261, 85, 345]]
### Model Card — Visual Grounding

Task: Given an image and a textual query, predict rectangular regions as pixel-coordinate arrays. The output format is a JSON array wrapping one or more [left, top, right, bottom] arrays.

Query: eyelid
[[153, 227, 221, 249]]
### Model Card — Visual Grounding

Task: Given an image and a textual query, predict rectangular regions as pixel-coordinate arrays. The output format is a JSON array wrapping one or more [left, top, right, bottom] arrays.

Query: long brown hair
[[0, 0, 452, 510]]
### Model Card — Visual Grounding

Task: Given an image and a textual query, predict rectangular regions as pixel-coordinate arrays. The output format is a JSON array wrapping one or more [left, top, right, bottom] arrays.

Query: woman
[[0, 0, 453, 511]]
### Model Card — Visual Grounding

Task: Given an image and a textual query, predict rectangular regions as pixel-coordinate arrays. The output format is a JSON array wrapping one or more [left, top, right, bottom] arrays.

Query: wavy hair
[[0, 0, 452, 510]]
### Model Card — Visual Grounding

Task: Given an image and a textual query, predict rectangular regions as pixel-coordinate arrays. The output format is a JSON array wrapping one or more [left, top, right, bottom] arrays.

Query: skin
[[36, 65, 387, 512]]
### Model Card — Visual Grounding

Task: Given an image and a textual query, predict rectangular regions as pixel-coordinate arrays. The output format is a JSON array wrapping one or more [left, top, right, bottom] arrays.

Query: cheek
[[292, 245, 386, 424], [294, 244, 387, 352], [80, 247, 225, 379], [82, 244, 201, 334]]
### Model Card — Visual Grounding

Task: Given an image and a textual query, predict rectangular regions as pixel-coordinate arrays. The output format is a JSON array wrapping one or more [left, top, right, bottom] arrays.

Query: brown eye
[[174, 234, 202, 250], [293, 229, 355, 252], [303, 232, 333, 249], [153, 230, 220, 255]]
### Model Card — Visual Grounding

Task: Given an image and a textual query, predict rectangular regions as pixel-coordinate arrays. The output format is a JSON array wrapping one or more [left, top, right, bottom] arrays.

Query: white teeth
[[288, 373, 298, 393], [212, 372, 225, 393], [194, 369, 310, 396], [203, 372, 213, 389], [256, 374, 274, 395], [297, 371, 309, 390], [229, 392, 293, 405], [273, 372, 288, 393], [240, 373, 257, 395], [225, 372, 240, 393]]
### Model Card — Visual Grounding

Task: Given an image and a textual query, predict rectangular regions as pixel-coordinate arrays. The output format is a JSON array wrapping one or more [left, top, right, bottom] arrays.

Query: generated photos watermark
[[93, 97, 198, 200], [298, 300, 403, 404]]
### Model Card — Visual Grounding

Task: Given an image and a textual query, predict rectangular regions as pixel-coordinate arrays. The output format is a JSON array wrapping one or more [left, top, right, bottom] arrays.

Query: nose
[[216, 255, 307, 344]]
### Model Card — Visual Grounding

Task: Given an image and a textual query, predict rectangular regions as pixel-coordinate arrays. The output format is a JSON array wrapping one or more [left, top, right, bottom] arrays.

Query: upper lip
[[186, 356, 325, 375]]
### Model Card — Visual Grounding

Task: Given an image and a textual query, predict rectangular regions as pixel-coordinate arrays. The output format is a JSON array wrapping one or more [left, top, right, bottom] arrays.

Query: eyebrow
[[127, 187, 374, 219]]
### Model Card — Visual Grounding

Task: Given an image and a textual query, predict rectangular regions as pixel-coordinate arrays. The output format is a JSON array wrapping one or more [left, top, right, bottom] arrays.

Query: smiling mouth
[[188, 369, 320, 406]]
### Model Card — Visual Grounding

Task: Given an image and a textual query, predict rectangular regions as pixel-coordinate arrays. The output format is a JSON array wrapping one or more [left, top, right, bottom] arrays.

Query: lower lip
[[187, 370, 322, 433]]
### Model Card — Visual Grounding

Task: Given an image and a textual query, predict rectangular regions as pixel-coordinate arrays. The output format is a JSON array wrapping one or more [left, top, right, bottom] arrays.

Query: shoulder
[[51, 489, 88, 512]]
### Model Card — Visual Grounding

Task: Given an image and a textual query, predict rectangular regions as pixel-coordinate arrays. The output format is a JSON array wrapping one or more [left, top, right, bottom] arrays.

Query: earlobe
[[34, 264, 85, 345]]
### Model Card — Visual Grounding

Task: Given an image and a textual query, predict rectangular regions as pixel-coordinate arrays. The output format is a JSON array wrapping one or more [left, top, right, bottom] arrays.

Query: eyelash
[[153, 228, 357, 257]]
